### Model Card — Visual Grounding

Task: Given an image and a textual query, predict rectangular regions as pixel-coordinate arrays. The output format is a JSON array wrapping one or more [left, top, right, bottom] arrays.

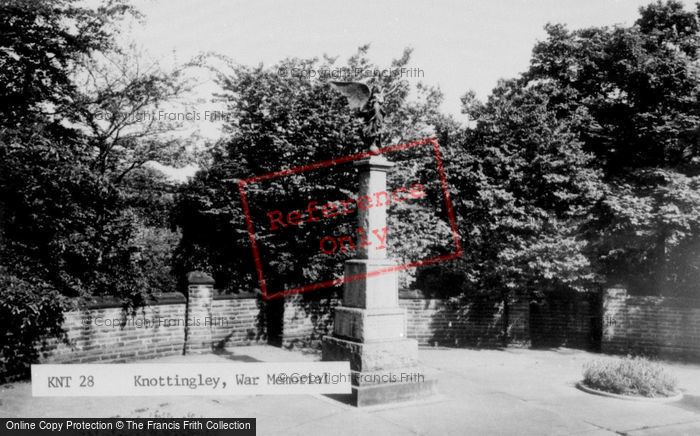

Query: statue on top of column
[[329, 80, 399, 153]]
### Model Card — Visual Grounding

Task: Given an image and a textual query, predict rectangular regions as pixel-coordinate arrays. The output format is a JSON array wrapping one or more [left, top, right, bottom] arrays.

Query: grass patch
[[582, 356, 678, 398]]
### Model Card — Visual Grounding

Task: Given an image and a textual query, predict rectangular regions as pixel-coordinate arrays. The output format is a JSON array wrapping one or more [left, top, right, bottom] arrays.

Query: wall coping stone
[[213, 291, 258, 300], [187, 271, 215, 285], [399, 289, 433, 299], [83, 292, 186, 309]]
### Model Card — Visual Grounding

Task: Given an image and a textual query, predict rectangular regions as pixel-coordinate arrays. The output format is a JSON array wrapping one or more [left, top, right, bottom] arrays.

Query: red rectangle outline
[[237, 137, 463, 300]]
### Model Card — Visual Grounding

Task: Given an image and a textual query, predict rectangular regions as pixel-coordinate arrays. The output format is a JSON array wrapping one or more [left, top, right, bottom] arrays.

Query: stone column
[[601, 286, 627, 354], [507, 299, 531, 347], [322, 155, 437, 407], [185, 271, 214, 354]]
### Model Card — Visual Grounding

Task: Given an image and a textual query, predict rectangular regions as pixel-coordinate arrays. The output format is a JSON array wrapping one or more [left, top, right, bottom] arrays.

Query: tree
[[72, 45, 191, 183], [438, 2, 700, 344], [0, 0, 187, 377], [174, 47, 456, 296], [443, 79, 604, 341], [526, 0, 700, 294]]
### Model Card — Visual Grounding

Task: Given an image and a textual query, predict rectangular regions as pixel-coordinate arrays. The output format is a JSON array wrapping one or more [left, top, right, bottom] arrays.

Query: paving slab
[[1, 345, 699, 435]]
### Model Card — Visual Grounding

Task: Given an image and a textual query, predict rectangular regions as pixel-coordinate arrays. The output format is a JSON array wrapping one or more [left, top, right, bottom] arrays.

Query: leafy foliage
[[72, 45, 192, 182], [447, 1, 700, 303], [0, 0, 185, 376], [583, 356, 678, 397], [174, 48, 456, 294], [440, 80, 604, 344], [526, 1, 700, 294], [0, 270, 65, 380]]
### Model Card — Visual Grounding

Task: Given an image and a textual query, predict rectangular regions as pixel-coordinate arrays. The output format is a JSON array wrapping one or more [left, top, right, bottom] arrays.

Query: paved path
[[2, 346, 699, 435]]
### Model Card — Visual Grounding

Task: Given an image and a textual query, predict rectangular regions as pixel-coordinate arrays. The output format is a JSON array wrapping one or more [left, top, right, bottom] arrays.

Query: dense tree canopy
[[0, 0, 186, 377], [2, 0, 699, 376], [449, 80, 604, 300], [444, 0, 700, 299], [174, 48, 457, 296], [176, 1, 700, 302], [525, 0, 700, 294]]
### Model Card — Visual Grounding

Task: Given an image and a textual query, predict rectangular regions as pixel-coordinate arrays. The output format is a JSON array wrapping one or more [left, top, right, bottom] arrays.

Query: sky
[[123, 0, 694, 179], [127, 0, 695, 115]]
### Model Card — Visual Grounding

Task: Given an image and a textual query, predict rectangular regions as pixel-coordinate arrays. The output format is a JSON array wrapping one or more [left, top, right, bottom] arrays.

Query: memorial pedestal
[[321, 155, 437, 407], [322, 336, 437, 407]]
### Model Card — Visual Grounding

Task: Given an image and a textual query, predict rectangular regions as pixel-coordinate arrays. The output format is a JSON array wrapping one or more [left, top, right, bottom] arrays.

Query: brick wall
[[211, 295, 264, 349], [529, 290, 600, 349], [400, 294, 529, 347], [42, 285, 700, 367], [602, 286, 700, 360], [281, 296, 339, 349], [32, 281, 700, 372], [34, 289, 595, 370], [508, 300, 531, 346], [31, 274, 651, 377], [41, 297, 186, 364], [278, 292, 531, 349], [26, 282, 700, 374], [37, 292, 265, 367]]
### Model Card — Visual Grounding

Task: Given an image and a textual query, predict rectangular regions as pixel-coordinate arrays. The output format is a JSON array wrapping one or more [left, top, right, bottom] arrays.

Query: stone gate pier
[[321, 154, 437, 407]]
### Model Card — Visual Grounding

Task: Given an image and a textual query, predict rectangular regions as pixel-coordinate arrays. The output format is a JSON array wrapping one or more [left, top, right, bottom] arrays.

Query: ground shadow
[[529, 289, 602, 351], [426, 295, 504, 348], [323, 393, 354, 406], [211, 347, 261, 362], [674, 394, 700, 413]]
